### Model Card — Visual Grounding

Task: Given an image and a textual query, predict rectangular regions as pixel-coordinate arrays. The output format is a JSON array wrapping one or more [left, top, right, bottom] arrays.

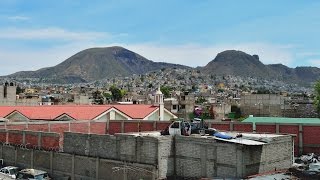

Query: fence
[[0, 144, 156, 180], [0, 129, 60, 151], [0, 120, 170, 135], [207, 121, 320, 156], [0, 120, 320, 155]]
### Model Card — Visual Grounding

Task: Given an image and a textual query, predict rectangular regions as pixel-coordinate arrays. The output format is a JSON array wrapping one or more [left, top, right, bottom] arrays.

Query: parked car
[[0, 166, 19, 179], [16, 169, 50, 180]]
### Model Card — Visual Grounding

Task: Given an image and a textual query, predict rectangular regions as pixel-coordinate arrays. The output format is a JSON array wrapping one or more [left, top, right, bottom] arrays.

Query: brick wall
[[90, 122, 106, 134], [28, 124, 49, 131], [256, 124, 276, 133], [1, 120, 320, 155], [8, 130, 23, 145], [0, 130, 6, 142], [211, 123, 230, 131], [70, 122, 89, 133], [24, 131, 39, 148], [302, 126, 320, 154], [233, 123, 252, 132], [108, 122, 121, 135], [156, 122, 170, 131], [0, 130, 60, 150], [139, 121, 154, 131], [124, 122, 139, 133]]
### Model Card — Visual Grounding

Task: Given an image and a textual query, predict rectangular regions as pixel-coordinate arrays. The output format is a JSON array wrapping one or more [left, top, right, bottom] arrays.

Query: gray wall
[[0, 144, 156, 180], [174, 136, 242, 178], [63, 132, 173, 179], [244, 135, 293, 175], [63, 132, 293, 179], [0, 132, 292, 179], [174, 135, 293, 179]]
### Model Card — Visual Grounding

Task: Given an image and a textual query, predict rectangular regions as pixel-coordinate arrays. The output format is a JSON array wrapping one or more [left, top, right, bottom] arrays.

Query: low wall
[[0, 144, 156, 180], [0, 129, 60, 150], [63, 132, 293, 179], [1, 120, 319, 155], [63, 132, 174, 179], [174, 135, 293, 179], [210, 122, 320, 156]]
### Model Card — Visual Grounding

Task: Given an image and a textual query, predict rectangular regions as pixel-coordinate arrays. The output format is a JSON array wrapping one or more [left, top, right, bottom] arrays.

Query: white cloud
[[0, 43, 95, 75], [296, 52, 320, 57], [0, 27, 108, 41], [308, 59, 320, 67], [114, 42, 295, 67], [7, 15, 30, 21]]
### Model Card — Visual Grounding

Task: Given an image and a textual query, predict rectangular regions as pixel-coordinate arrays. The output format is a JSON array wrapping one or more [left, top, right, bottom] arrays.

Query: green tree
[[314, 80, 320, 117], [231, 105, 242, 119], [92, 90, 104, 104], [120, 89, 127, 97], [196, 96, 206, 104], [109, 85, 122, 101], [160, 86, 171, 98], [16, 86, 24, 94], [103, 92, 112, 100]]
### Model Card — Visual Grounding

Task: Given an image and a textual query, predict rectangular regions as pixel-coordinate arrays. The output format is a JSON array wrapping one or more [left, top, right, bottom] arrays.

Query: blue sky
[[1, 0, 320, 75]]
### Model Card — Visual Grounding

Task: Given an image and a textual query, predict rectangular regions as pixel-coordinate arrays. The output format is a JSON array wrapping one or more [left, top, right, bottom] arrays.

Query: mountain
[[7, 46, 189, 83], [202, 50, 276, 78], [6, 48, 320, 85], [202, 50, 320, 84]]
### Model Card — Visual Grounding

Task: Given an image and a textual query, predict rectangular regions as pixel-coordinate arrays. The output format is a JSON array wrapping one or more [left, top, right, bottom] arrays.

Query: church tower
[[154, 85, 164, 120]]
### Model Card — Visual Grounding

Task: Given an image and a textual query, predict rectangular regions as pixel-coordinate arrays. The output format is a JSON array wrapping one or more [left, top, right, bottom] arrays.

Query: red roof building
[[0, 105, 177, 122]]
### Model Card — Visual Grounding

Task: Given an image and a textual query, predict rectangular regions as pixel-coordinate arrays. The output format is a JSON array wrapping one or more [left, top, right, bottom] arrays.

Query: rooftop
[[243, 117, 320, 124], [121, 131, 289, 146]]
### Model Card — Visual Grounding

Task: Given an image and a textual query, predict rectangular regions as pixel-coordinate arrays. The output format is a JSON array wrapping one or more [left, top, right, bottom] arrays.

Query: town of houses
[[0, 68, 316, 120]]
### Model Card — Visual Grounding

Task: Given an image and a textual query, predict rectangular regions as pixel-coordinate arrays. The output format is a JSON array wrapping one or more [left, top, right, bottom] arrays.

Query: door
[[168, 121, 181, 135]]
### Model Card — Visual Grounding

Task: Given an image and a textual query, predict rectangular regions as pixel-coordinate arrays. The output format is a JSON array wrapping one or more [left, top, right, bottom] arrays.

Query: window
[[181, 105, 185, 109], [171, 122, 180, 128], [172, 105, 177, 110], [9, 168, 18, 175]]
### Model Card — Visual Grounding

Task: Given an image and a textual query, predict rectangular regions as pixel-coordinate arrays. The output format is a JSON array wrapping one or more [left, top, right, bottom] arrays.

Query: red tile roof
[[0, 104, 160, 120], [1, 105, 112, 120], [0, 106, 16, 117], [113, 105, 158, 119]]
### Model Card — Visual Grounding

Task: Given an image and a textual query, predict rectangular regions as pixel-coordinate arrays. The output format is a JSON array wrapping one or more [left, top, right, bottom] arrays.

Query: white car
[[0, 166, 19, 179], [16, 169, 51, 180]]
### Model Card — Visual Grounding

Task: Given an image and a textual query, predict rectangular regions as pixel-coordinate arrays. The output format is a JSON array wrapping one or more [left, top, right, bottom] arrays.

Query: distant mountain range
[[6, 46, 189, 83], [4, 47, 320, 85], [202, 50, 320, 85]]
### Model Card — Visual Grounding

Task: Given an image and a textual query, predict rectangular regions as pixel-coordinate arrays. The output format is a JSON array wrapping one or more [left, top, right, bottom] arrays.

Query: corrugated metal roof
[[243, 117, 320, 124]]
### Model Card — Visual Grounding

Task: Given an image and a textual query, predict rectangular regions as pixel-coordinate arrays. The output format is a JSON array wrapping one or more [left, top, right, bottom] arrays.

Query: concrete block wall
[[157, 136, 174, 178], [174, 135, 293, 179], [0, 144, 156, 180], [244, 135, 293, 175], [63, 132, 174, 179], [64, 132, 163, 165], [174, 136, 241, 178], [89, 134, 118, 159], [4, 119, 318, 156], [1, 145, 15, 166]]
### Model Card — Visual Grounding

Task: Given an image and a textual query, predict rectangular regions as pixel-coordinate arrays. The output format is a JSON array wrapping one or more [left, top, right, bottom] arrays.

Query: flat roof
[[243, 117, 320, 124], [122, 131, 285, 145], [212, 136, 266, 145]]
